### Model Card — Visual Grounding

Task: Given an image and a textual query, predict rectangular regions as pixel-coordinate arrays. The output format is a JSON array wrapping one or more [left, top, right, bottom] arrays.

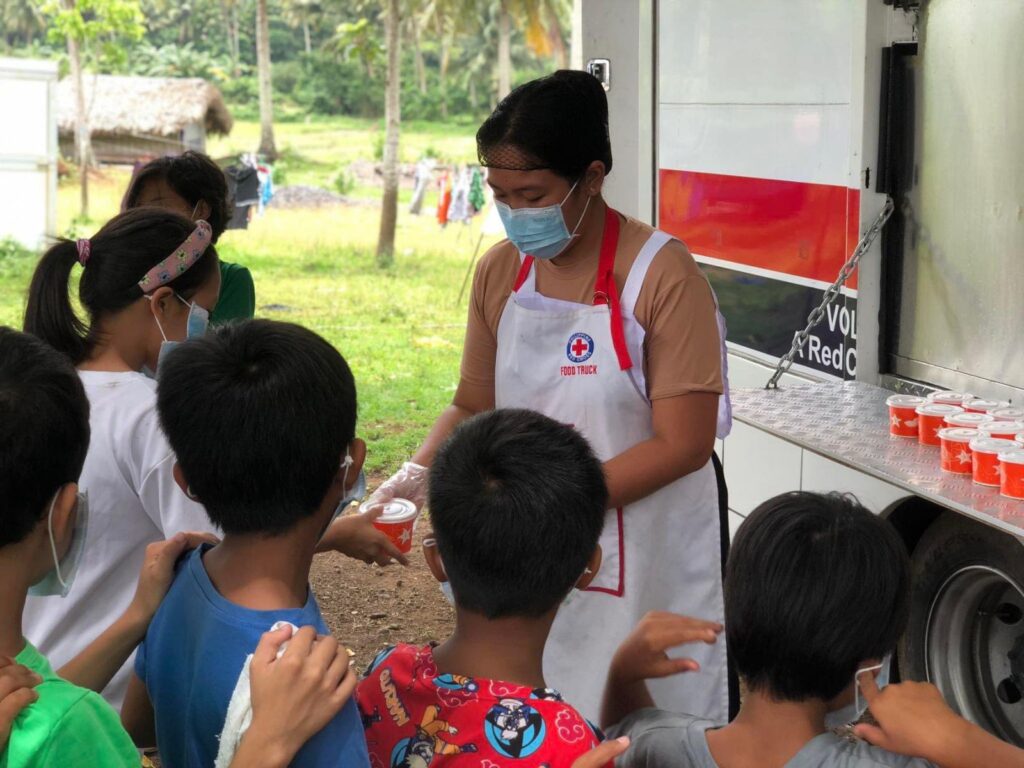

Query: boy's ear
[[194, 199, 212, 221], [423, 538, 448, 584], [575, 545, 603, 590], [48, 483, 80, 549], [340, 438, 367, 492], [172, 462, 196, 501]]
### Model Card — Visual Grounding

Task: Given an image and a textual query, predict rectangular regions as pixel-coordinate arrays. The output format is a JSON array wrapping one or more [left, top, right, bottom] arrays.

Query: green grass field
[[1, 118, 500, 475]]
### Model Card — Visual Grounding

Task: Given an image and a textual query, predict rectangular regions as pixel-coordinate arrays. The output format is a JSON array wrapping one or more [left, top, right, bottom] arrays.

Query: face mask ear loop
[[190, 201, 201, 220], [145, 296, 171, 342], [570, 194, 593, 237], [854, 661, 885, 715], [47, 492, 68, 590], [559, 180, 580, 207], [341, 451, 353, 496]]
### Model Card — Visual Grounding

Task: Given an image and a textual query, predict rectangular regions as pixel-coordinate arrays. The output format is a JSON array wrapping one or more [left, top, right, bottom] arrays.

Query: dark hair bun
[[477, 69, 613, 180]]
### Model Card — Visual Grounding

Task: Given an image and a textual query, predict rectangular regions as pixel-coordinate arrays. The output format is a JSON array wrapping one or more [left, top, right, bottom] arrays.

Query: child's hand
[[570, 737, 630, 768], [241, 625, 358, 765], [319, 511, 410, 567], [609, 611, 722, 685], [128, 532, 219, 624], [0, 657, 41, 748], [853, 676, 970, 763]]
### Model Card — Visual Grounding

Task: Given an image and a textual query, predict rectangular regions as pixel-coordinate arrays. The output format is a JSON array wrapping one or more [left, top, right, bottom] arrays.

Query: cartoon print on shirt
[[434, 672, 480, 694], [484, 699, 547, 758], [389, 705, 478, 768]]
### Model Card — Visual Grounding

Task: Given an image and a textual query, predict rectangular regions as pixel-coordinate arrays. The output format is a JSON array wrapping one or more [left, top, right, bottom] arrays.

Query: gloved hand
[[362, 462, 429, 515]]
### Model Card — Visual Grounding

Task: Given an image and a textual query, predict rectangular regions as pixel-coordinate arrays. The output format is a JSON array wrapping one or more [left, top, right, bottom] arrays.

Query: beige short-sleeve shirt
[[456, 212, 724, 407]]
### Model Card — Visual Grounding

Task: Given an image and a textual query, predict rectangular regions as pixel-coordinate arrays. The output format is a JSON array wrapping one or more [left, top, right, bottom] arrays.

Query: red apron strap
[[593, 209, 634, 371], [513, 256, 535, 292]]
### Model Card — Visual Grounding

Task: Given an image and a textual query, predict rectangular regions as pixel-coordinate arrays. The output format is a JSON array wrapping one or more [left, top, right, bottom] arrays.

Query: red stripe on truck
[[658, 169, 861, 290]]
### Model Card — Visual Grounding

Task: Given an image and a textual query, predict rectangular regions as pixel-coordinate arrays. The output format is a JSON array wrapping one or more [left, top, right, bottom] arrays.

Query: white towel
[[215, 621, 300, 768]]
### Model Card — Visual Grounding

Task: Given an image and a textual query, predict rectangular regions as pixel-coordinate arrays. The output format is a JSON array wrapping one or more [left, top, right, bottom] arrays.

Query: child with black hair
[[21, 208, 222, 707], [0, 327, 357, 768], [600, 491, 938, 768], [121, 320, 377, 767], [123, 150, 255, 324], [356, 408, 613, 766]]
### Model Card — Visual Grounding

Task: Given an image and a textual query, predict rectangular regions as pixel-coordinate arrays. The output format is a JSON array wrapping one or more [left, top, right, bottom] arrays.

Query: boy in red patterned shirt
[[357, 409, 607, 766]]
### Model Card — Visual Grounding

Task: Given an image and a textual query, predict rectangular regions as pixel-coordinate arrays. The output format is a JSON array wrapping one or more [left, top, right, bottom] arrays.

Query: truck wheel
[[899, 512, 1024, 746]]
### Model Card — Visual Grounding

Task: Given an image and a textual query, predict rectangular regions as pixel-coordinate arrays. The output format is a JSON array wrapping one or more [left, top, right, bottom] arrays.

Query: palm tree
[[376, 0, 401, 267], [282, 0, 323, 55], [256, 0, 277, 159], [495, 0, 567, 98]]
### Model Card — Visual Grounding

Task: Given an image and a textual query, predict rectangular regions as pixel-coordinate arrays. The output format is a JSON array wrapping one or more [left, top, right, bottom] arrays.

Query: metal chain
[[764, 196, 895, 389]]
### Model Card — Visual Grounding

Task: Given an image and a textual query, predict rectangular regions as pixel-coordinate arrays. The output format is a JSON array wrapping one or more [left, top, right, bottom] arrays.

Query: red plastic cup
[[964, 398, 1009, 414], [938, 428, 975, 474], [944, 412, 994, 430], [970, 437, 1018, 486], [977, 421, 1024, 441], [992, 407, 1024, 422], [999, 450, 1024, 500], [916, 404, 964, 446], [928, 391, 972, 407], [886, 395, 926, 438], [363, 499, 419, 553]]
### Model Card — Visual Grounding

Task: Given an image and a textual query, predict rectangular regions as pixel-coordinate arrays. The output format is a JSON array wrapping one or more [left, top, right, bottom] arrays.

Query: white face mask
[[317, 451, 366, 543], [29, 490, 89, 598], [824, 653, 892, 728], [424, 537, 455, 605]]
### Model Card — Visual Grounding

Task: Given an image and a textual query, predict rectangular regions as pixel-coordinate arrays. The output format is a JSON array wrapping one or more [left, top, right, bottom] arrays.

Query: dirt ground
[[310, 522, 455, 670]]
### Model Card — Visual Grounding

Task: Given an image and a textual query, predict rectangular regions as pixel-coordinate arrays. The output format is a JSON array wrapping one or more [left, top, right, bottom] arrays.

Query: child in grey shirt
[[600, 492, 941, 768]]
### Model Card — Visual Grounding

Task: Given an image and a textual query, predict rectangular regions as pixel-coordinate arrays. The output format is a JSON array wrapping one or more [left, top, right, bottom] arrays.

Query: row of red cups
[[886, 391, 1024, 500]]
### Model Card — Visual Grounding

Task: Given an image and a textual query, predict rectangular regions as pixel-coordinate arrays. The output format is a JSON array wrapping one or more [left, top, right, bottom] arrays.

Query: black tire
[[899, 511, 1024, 745]]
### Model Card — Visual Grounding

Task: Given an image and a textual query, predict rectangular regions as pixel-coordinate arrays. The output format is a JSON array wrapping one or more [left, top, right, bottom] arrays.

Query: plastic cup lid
[[916, 404, 964, 417], [993, 407, 1024, 420], [886, 394, 926, 408], [965, 398, 1008, 411], [938, 427, 976, 443], [928, 391, 971, 404], [970, 437, 1019, 454], [378, 499, 418, 523], [978, 420, 1024, 434], [997, 449, 1024, 465], [945, 412, 994, 426]]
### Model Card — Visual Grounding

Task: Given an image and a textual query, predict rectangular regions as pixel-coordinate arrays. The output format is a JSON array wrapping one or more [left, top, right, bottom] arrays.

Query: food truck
[[578, 0, 1024, 744]]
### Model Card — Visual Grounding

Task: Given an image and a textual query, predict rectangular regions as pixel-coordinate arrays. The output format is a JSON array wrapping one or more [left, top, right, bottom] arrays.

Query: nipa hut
[[57, 75, 233, 164]]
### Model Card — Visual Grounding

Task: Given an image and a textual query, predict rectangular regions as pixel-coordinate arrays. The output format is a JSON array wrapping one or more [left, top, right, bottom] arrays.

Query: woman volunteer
[[361, 70, 733, 721]]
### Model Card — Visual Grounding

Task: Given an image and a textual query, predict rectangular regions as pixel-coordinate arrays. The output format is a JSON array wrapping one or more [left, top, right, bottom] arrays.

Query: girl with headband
[[20, 208, 222, 709]]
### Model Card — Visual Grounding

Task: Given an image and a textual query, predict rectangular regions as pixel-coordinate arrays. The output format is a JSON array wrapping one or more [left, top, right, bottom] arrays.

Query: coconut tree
[[43, 0, 144, 219], [255, 0, 276, 158], [282, 0, 323, 55], [495, 0, 567, 98], [376, 0, 401, 267]]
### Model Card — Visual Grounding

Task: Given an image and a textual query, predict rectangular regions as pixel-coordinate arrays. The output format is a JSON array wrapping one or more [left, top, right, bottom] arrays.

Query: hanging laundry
[[436, 171, 453, 226], [409, 158, 435, 215], [447, 167, 472, 225], [469, 167, 486, 213]]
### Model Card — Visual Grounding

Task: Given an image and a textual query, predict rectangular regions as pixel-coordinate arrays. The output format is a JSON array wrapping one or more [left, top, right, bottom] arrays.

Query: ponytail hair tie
[[76, 239, 91, 266]]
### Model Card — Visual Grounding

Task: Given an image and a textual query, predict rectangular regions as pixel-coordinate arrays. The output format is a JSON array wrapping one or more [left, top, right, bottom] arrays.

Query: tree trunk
[[230, 3, 241, 76], [438, 28, 451, 119], [411, 16, 426, 95], [256, 0, 277, 159], [497, 0, 512, 100], [62, 0, 90, 219], [303, 17, 311, 55], [376, 0, 401, 268]]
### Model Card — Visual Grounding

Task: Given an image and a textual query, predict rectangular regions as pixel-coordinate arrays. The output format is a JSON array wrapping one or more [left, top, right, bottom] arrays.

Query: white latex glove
[[362, 462, 429, 514]]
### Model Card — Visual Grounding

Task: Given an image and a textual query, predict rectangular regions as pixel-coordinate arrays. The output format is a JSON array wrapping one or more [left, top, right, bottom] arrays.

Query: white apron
[[494, 208, 729, 723]]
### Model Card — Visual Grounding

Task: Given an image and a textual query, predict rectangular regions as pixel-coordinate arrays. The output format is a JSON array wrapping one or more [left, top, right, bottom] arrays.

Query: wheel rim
[[925, 565, 1024, 745]]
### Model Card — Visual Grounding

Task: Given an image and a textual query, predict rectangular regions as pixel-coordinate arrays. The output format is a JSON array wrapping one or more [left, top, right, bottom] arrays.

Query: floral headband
[[137, 220, 213, 292]]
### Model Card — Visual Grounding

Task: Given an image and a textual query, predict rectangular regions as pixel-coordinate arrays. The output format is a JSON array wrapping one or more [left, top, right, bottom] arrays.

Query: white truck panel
[[722, 420, 802, 517], [800, 452, 909, 515], [659, 103, 854, 188], [657, 0, 853, 107]]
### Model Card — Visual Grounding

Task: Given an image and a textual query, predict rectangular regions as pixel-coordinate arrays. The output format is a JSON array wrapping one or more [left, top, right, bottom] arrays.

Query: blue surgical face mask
[[824, 653, 892, 728], [495, 181, 592, 260], [29, 490, 89, 598], [150, 293, 210, 376]]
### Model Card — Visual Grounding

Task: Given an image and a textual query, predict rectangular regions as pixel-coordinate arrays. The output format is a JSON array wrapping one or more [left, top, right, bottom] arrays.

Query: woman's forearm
[[58, 608, 148, 693], [604, 436, 712, 509]]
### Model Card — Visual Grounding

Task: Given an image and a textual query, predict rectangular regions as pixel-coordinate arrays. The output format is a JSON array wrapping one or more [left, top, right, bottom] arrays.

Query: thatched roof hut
[[57, 75, 233, 163]]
